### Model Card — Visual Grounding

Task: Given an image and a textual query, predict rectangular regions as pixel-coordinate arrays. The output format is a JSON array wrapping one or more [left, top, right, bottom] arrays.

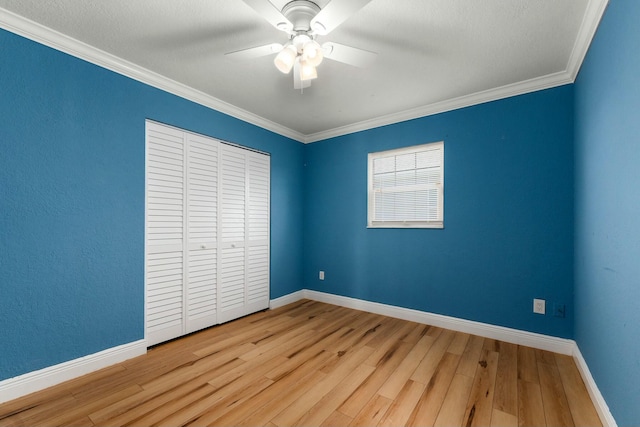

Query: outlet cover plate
[[533, 298, 546, 315]]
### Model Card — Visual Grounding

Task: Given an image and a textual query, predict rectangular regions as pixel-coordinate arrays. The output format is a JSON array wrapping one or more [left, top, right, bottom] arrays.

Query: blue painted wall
[[574, 0, 640, 425], [304, 86, 575, 338], [0, 29, 304, 381]]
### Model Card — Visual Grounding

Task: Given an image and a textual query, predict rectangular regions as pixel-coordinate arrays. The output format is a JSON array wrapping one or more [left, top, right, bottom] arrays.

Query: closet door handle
[[200, 244, 207, 249]]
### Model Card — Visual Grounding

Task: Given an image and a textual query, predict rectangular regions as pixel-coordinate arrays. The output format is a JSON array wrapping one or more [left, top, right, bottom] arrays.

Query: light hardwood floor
[[0, 300, 601, 426]]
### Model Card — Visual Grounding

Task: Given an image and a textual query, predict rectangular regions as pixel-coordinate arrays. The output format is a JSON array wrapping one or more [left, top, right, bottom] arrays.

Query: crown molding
[[1, 0, 608, 145], [302, 71, 574, 143], [567, 0, 610, 81], [0, 7, 305, 143]]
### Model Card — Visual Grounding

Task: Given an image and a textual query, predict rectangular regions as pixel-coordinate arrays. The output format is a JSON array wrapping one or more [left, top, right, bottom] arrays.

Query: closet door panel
[[146, 249, 183, 345], [220, 146, 246, 243], [145, 123, 185, 346], [186, 247, 217, 332], [218, 244, 246, 323], [218, 145, 247, 322], [246, 152, 270, 312], [185, 134, 218, 333], [247, 244, 269, 306]]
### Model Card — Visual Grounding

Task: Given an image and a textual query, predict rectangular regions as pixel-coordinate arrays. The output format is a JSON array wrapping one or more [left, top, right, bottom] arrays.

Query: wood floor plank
[[349, 394, 393, 427], [264, 327, 350, 381], [377, 379, 426, 427], [207, 356, 288, 396], [321, 410, 354, 427], [456, 334, 485, 378], [191, 314, 302, 358], [62, 365, 130, 403], [235, 370, 329, 427], [231, 348, 335, 424], [205, 354, 289, 409], [536, 349, 558, 366], [554, 354, 602, 427], [240, 317, 324, 361], [461, 348, 500, 427], [378, 333, 435, 399], [122, 382, 219, 426], [294, 363, 375, 426], [89, 356, 247, 425], [363, 317, 411, 351], [0, 394, 77, 427], [406, 352, 461, 427], [401, 323, 431, 344], [338, 340, 413, 418], [142, 341, 254, 392], [538, 360, 575, 427], [447, 331, 471, 355], [493, 340, 518, 417], [271, 346, 374, 426], [410, 328, 456, 384], [518, 345, 539, 383], [434, 373, 474, 427], [329, 314, 397, 355], [491, 408, 519, 427], [518, 379, 546, 427], [38, 384, 142, 427], [167, 376, 274, 426], [0, 301, 601, 427]]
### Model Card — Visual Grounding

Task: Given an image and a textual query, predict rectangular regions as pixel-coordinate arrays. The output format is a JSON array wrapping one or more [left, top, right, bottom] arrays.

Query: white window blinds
[[368, 141, 444, 228]]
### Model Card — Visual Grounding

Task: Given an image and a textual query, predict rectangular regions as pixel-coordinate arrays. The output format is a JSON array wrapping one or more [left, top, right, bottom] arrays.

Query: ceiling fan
[[227, 0, 377, 90]]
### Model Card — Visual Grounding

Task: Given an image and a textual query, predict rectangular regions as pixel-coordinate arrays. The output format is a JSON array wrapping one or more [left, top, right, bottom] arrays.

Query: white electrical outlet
[[319, 271, 325, 280], [533, 298, 546, 315]]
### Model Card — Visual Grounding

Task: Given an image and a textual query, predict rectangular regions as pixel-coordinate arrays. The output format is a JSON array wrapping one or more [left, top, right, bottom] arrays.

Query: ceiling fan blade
[[322, 42, 377, 68], [225, 43, 283, 61], [310, 0, 373, 35], [242, 0, 293, 33], [293, 60, 312, 90]]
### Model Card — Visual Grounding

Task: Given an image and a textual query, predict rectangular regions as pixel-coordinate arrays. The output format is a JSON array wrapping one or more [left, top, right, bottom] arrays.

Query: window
[[368, 141, 444, 228]]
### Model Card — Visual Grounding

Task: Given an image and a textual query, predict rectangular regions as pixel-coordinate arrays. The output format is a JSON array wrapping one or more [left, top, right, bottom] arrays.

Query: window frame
[[367, 141, 444, 229]]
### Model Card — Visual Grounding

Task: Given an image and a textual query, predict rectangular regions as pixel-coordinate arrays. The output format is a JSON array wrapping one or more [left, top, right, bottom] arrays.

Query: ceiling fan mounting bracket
[[281, 0, 321, 33]]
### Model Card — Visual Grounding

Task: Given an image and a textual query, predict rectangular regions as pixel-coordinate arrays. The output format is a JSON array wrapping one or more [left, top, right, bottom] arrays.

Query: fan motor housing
[[282, 0, 320, 32]]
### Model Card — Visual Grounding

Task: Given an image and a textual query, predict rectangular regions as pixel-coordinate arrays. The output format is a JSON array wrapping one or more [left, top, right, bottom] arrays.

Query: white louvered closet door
[[185, 133, 218, 334], [218, 145, 248, 323], [217, 146, 271, 323], [146, 121, 269, 344], [245, 151, 270, 314], [146, 123, 185, 346]]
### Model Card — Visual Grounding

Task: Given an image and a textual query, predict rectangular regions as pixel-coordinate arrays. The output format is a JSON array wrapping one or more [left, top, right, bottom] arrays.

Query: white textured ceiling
[[0, 0, 607, 142]]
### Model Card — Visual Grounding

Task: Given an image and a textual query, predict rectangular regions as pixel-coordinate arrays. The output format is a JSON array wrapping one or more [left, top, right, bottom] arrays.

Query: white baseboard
[[287, 289, 575, 354], [270, 290, 306, 309], [271, 289, 615, 427], [0, 340, 147, 404], [572, 345, 618, 427]]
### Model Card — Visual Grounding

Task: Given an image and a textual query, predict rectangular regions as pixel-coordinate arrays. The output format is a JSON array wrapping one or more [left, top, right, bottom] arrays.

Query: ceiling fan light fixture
[[302, 40, 324, 67], [274, 44, 297, 74], [299, 59, 318, 81]]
